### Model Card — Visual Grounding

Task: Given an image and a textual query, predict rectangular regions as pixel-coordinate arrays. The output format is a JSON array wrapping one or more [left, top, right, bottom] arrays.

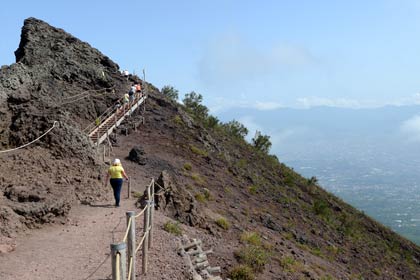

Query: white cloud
[[208, 97, 283, 113], [296, 96, 377, 109], [254, 101, 283, 110], [198, 33, 315, 86], [401, 115, 420, 142]]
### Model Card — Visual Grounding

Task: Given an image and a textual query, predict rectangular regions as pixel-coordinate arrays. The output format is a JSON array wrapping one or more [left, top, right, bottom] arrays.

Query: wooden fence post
[[127, 178, 131, 199], [110, 242, 127, 280], [148, 179, 154, 249], [126, 211, 136, 280], [103, 145, 106, 162], [143, 197, 150, 274]]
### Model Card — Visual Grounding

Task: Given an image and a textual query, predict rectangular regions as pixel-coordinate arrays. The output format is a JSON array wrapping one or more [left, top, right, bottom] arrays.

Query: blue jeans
[[110, 178, 123, 206]]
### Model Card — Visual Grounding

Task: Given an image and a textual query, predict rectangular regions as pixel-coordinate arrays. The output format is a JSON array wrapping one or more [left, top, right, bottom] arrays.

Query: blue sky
[[2, 0, 420, 112]]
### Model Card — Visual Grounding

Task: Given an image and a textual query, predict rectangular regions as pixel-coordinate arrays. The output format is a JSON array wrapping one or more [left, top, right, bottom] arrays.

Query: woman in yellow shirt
[[105, 158, 129, 207]]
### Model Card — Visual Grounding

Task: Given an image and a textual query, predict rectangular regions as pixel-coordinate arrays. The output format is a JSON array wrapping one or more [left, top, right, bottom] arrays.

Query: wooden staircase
[[85, 93, 147, 146]]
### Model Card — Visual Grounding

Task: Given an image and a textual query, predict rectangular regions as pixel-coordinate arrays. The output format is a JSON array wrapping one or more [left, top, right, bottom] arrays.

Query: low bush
[[215, 217, 230, 230], [183, 162, 192, 171], [235, 245, 270, 272], [228, 265, 255, 280], [163, 221, 182, 236], [240, 231, 261, 246], [189, 145, 208, 157]]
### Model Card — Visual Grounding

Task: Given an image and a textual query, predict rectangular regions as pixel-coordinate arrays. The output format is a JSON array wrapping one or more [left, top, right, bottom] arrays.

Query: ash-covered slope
[[0, 18, 136, 244], [133, 92, 420, 279]]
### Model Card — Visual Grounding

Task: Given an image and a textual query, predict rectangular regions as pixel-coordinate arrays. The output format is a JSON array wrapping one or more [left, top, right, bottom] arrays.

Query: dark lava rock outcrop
[[0, 18, 135, 240], [127, 146, 147, 165]]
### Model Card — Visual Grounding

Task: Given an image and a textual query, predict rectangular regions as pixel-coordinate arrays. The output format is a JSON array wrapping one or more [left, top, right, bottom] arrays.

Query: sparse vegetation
[[215, 217, 230, 230], [163, 221, 182, 236], [240, 231, 262, 246], [132, 191, 142, 198], [195, 193, 206, 203], [203, 188, 212, 200], [173, 115, 183, 126], [313, 199, 331, 217], [204, 115, 219, 129], [191, 172, 205, 185], [228, 265, 255, 280], [251, 131, 272, 154], [235, 245, 270, 272], [189, 145, 208, 157], [183, 91, 209, 120], [161, 85, 179, 101], [248, 185, 258, 194], [183, 162, 192, 171], [222, 120, 249, 139], [278, 255, 297, 272]]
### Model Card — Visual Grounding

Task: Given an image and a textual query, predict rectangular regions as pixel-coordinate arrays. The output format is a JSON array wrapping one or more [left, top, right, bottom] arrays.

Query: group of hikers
[[103, 72, 145, 207], [115, 82, 143, 113]]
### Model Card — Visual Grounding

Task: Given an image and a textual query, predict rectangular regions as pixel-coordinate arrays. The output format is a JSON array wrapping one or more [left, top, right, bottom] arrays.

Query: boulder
[[127, 146, 146, 165], [137, 170, 207, 228]]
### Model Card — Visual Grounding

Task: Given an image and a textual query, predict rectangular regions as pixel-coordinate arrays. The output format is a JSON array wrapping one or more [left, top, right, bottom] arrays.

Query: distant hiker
[[104, 158, 129, 207], [129, 85, 136, 103], [135, 83, 141, 93], [114, 100, 122, 112], [123, 93, 129, 108], [122, 70, 129, 77]]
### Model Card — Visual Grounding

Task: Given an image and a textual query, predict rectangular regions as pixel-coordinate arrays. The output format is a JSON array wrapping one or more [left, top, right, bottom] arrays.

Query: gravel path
[[0, 195, 187, 280]]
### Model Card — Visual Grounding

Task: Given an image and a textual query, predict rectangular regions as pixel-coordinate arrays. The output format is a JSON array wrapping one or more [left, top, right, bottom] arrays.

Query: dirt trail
[[0, 187, 187, 280]]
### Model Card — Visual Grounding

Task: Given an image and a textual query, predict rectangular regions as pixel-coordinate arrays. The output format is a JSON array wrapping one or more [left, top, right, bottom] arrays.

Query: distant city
[[219, 105, 420, 245]]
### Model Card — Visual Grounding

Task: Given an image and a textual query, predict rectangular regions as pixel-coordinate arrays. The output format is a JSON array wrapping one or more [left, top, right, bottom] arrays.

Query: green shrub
[[277, 255, 303, 273], [251, 131, 272, 154], [203, 188, 212, 200], [161, 85, 179, 101], [183, 91, 208, 119], [240, 232, 261, 246], [222, 120, 248, 139], [248, 185, 258, 195], [313, 199, 331, 217], [183, 162, 192, 171], [204, 115, 219, 129], [307, 176, 318, 185], [163, 221, 182, 236], [235, 245, 270, 272], [215, 217, 230, 230], [173, 115, 183, 125], [195, 193, 206, 203], [132, 191, 143, 198], [189, 145, 208, 157], [236, 158, 247, 169], [228, 265, 255, 280], [191, 173, 205, 185]]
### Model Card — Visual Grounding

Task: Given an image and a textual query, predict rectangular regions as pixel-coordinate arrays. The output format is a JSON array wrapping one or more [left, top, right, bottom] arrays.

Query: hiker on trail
[[129, 84, 136, 103], [104, 158, 129, 207], [135, 83, 141, 93], [122, 70, 129, 77], [114, 100, 122, 113], [122, 93, 129, 111]]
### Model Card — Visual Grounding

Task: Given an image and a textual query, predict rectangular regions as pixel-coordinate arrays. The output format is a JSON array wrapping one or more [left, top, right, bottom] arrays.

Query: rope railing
[[59, 85, 116, 107], [0, 121, 58, 154], [110, 178, 156, 280]]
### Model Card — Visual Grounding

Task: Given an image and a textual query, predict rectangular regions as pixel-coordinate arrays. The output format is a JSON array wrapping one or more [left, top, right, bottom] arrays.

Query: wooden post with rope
[[110, 243, 127, 280], [126, 211, 136, 280], [148, 179, 154, 249], [142, 190, 150, 275], [127, 178, 131, 199]]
